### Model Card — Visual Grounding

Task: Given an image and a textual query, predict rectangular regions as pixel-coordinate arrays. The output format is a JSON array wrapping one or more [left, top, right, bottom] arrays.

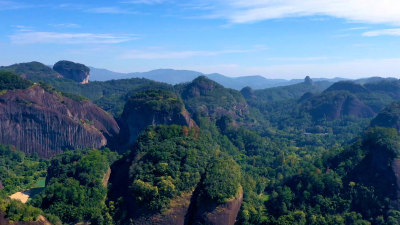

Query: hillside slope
[[0, 73, 119, 157]]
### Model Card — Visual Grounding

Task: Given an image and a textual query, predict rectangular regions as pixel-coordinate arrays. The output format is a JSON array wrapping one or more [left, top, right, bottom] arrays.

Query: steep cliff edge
[[188, 186, 243, 225], [0, 84, 119, 157], [53, 60, 90, 84], [129, 188, 243, 225], [118, 89, 196, 149]]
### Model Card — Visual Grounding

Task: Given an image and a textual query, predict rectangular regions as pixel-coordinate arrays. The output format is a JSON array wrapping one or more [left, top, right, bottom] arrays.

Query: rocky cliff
[[118, 90, 196, 148], [188, 186, 243, 225], [0, 85, 119, 157], [53, 60, 90, 84], [129, 188, 243, 225]]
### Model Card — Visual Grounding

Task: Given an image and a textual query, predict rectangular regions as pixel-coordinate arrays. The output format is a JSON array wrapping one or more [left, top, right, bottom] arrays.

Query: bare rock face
[[53, 60, 90, 84], [118, 90, 196, 149], [189, 187, 243, 225], [0, 85, 119, 158], [129, 189, 243, 225]]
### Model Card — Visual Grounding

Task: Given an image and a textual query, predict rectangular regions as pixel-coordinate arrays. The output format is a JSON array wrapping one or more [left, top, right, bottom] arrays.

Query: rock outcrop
[[0, 85, 119, 157], [118, 90, 196, 148], [53, 60, 90, 84], [188, 187, 243, 225], [127, 188, 243, 225]]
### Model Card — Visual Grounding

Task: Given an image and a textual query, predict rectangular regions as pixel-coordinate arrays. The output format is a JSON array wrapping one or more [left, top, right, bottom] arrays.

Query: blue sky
[[1, 0, 400, 79]]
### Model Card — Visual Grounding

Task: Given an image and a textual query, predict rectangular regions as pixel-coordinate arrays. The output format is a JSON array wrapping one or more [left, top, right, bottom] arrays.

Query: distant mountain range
[[89, 67, 347, 90]]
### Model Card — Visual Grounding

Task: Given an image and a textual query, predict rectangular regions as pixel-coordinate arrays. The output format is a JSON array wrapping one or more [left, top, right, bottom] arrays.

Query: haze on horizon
[[1, 0, 400, 79]]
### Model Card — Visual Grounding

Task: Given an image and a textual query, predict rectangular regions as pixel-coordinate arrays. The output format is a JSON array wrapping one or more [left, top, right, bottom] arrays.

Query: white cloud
[[362, 28, 400, 36], [0, 0, 30, 10], [197, 0, 400, 25], [12, 25, 33, 32], [85, 7, 135, 14], [50, 23, 81, 28], [10, 31, 138, 44], [121, 0, 166, 4]]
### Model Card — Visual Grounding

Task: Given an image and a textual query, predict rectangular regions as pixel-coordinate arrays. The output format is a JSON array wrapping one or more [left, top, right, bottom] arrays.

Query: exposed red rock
[[0, 85, 119, 157], [129, 188, 243, 225], [190, 187, 243, 225]]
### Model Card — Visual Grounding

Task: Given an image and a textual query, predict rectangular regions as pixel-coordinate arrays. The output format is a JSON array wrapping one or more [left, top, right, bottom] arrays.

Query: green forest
[[2, 65, 400, 225]]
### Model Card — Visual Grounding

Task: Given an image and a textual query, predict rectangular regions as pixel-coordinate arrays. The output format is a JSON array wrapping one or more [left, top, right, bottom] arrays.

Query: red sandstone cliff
[[0, 85, 119, 157]]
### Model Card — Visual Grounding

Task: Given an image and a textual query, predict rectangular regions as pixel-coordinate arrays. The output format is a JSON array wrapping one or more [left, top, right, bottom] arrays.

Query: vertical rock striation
[[0, 85, 119, 158]]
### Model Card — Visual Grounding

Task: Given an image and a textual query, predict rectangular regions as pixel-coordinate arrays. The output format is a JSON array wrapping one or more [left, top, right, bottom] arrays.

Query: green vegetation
[[177, 76, 248, 121], [0, 198, 61, 224], [31, 148, 118, 224], [0, 72, 33, 91], [0, 62, 60, 79], [0, 145, 47, 195], [128, 125, 240, 212], [3, 66, 400, 225], [29, 76, 172, 116], [124, 89, 183, 115], [202, 155, 241, 203]]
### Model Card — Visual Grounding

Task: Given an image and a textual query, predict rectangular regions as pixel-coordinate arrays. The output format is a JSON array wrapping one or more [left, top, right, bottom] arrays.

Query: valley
[[0, 61, 400, 225]]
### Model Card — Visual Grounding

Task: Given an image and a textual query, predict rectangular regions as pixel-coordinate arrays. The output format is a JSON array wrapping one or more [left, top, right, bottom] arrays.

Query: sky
[[1, 0, 400, 79]]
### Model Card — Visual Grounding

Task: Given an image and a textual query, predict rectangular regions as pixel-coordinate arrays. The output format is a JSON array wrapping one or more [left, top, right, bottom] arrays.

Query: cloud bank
[[199, 0, 400, 25]]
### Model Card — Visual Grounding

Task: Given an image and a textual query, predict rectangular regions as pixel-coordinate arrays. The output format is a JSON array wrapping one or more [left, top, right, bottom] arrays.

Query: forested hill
[[2, 61, 400, 224]]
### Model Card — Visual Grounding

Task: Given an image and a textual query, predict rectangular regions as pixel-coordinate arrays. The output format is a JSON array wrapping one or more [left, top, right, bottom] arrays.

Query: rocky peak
[[53, 60, 90, 84], [304, 76, 313, 85], [183, 76, 223, 98]]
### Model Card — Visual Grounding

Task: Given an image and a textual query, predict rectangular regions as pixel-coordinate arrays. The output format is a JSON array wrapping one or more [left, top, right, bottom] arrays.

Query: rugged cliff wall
[[118, 90, 196, 148], [53, 60, 90, 84], [129, 188, 243, 225], [0, 85, 119, 157]]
